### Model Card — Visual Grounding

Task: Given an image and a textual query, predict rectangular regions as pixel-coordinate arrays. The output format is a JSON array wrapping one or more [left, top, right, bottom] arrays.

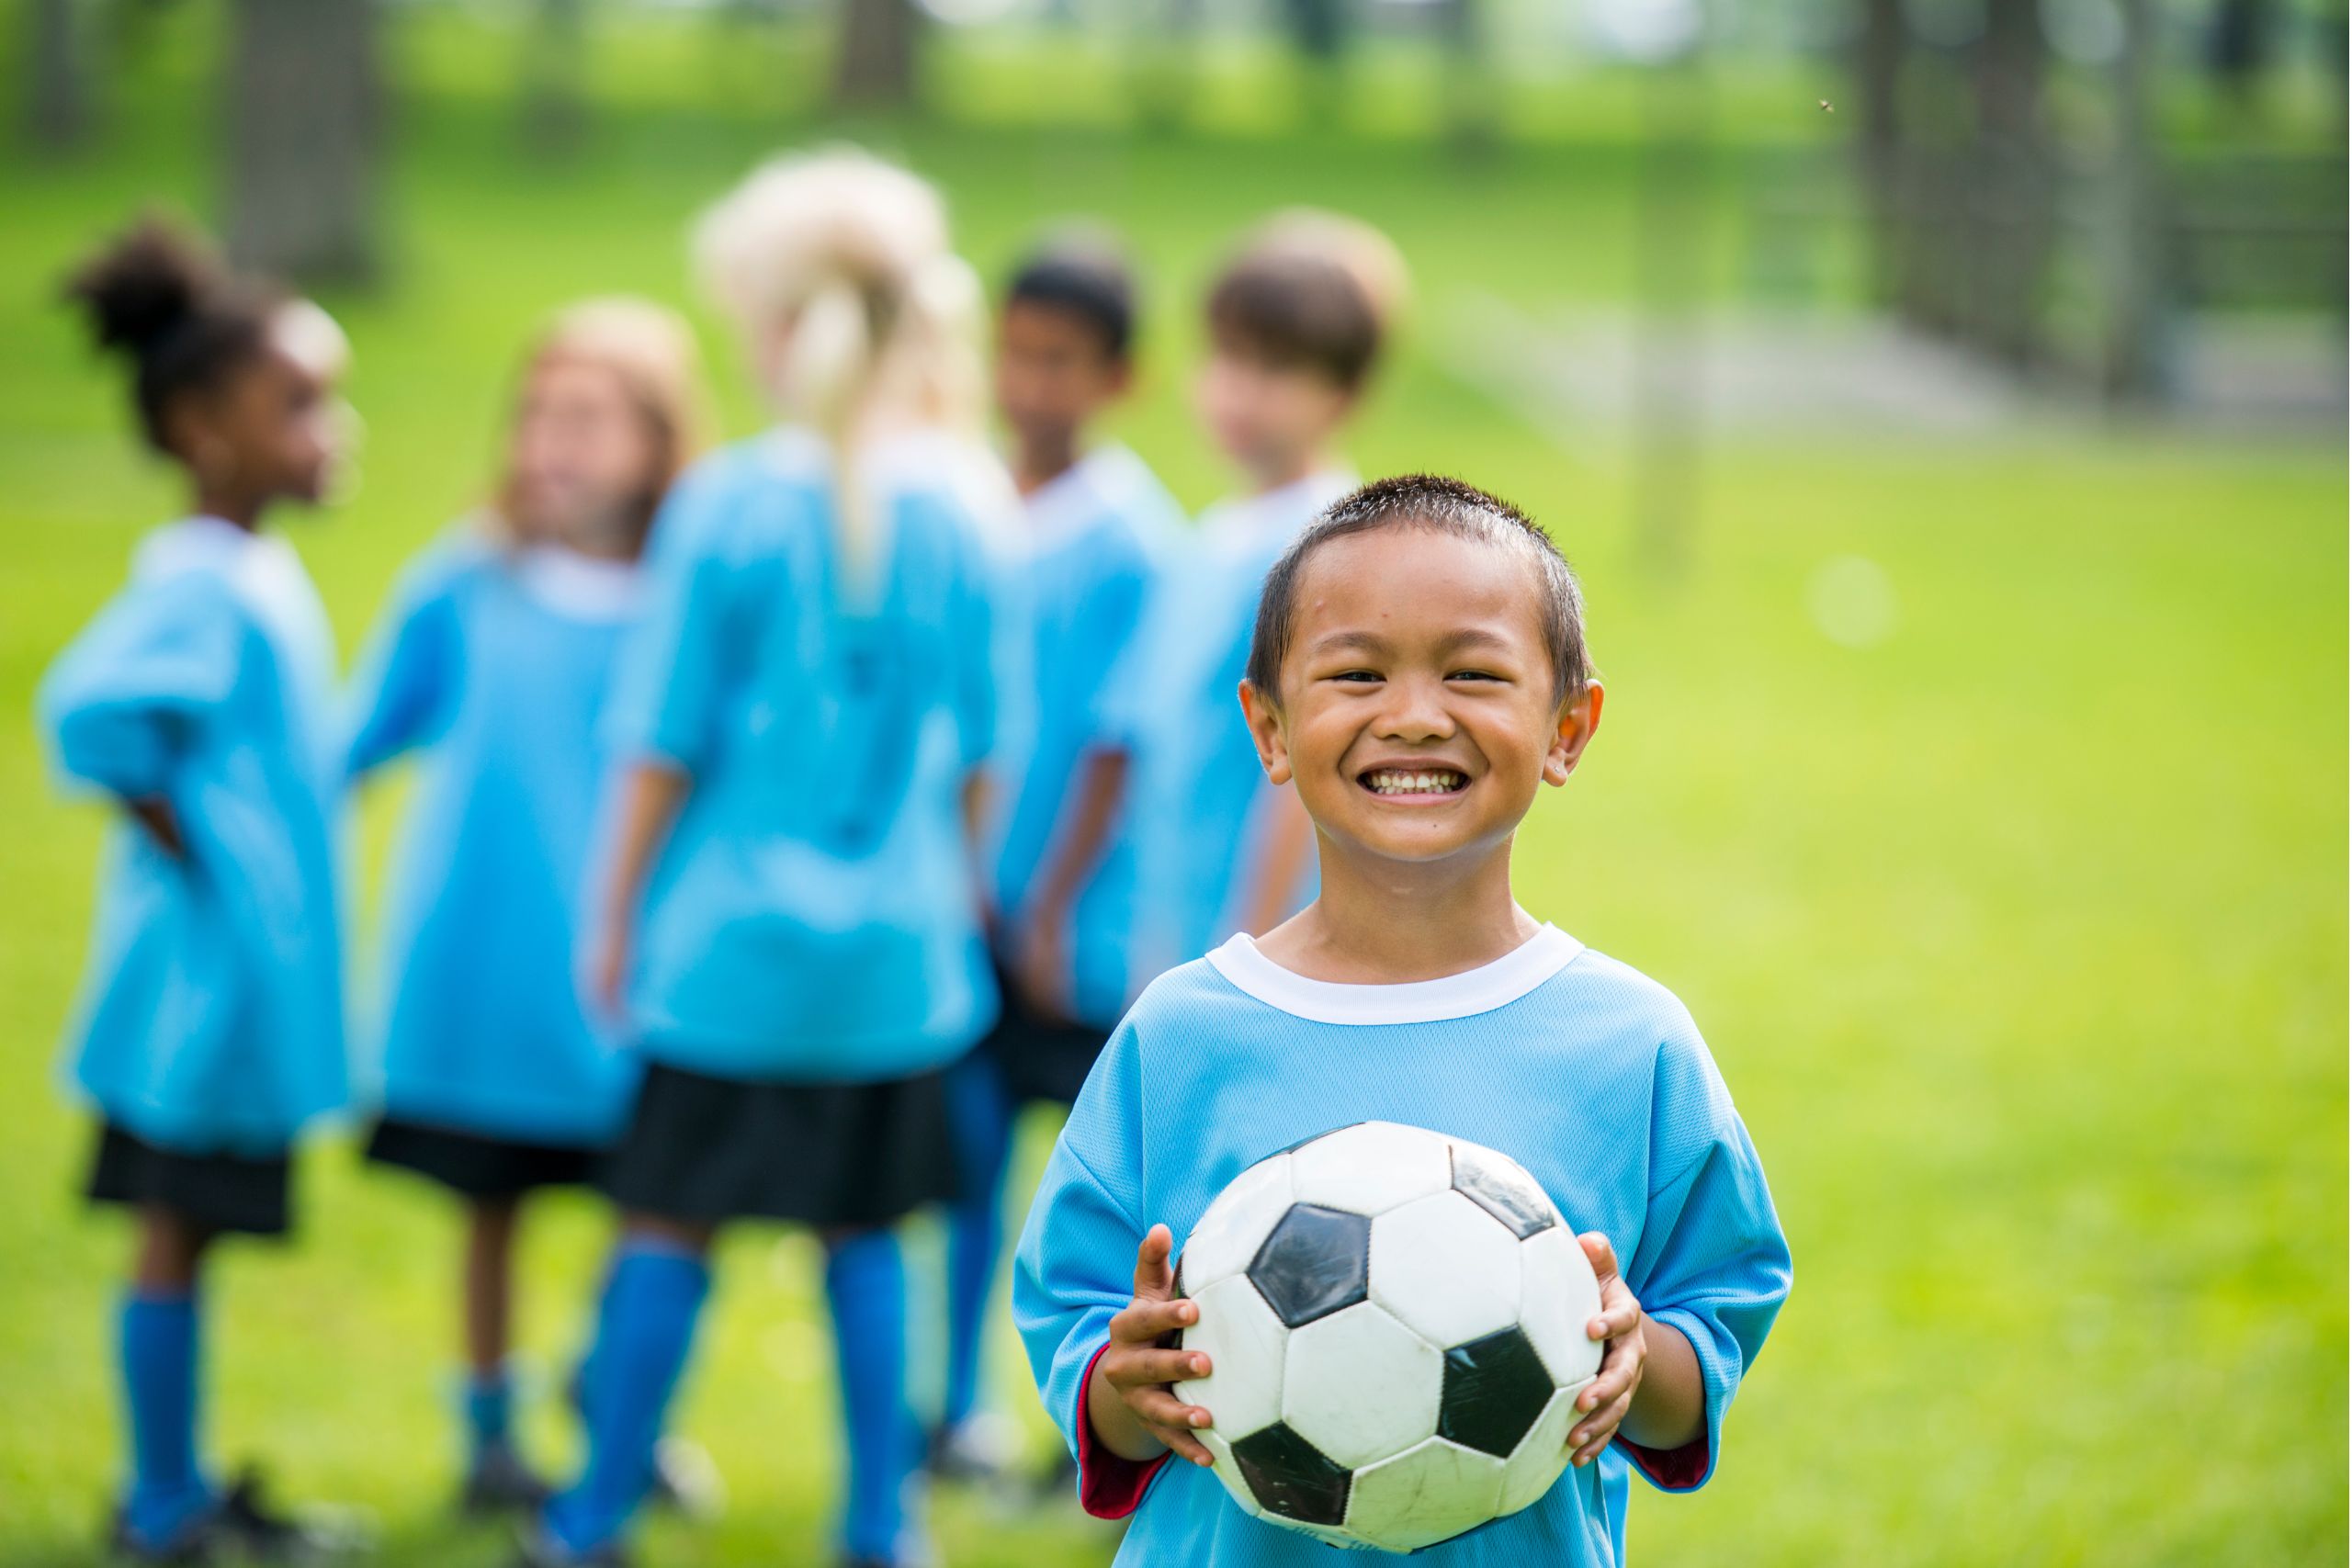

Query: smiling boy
[[1012, 475, 1791, 1564]]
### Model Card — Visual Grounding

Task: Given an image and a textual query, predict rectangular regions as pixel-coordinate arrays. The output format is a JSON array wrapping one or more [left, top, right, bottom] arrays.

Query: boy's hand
[[1568, 1232, 1646, 1467], [1088, 1224, 1217, 1467], [588, 920, 630, 1021]]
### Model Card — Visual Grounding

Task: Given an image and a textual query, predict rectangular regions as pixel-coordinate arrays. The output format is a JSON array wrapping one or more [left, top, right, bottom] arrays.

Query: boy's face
[[1195, 341, 1353, 483], [1241, 526, 1602, 871], [995, 300, 1128, 448], [510, 355, 660, 548]]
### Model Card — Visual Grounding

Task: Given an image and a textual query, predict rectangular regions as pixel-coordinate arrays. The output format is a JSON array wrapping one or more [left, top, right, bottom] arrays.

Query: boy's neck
[[1258, 838, 1539, 986], [1013, 429, 1083, 497], [193, 483, 264, 533], [1247, 448, 1329, 497]]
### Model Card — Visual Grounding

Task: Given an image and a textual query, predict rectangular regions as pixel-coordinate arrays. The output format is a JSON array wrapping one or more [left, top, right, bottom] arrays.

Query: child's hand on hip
[[1569, 1232, 1646, 1467], [1090, 1224, 1217, 1466]]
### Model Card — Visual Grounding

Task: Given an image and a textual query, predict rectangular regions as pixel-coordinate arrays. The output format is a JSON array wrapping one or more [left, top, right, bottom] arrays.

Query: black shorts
[[982, 964, 1114, 1107], [364, 1118, 603, 1200], [85, 1122, 293, 1237], [598, 1060, 960, 1229]]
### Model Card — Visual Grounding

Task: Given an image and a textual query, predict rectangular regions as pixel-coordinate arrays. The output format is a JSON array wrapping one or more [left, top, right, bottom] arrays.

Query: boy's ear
[[1239, 680, 1292, 786], [1542, 681, 1604, 786]]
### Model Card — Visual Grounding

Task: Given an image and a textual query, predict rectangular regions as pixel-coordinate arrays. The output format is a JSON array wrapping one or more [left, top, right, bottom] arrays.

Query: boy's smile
[[1244, 526, 1600, 871]]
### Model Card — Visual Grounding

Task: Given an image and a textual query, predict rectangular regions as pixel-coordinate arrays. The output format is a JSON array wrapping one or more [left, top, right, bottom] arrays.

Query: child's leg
[[941, 1050, 1016, 1434], [824, 1224, 921, 1562], [461, 1196, 522, 1461], [119, 1204, 217, 1546], [541, 1213, 712, 1554]]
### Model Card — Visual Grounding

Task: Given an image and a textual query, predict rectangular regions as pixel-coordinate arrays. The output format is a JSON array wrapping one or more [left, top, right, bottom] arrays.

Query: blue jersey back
[[1014, 931, 1791, 1567], [1108, 471, 1355, 996], [607, 429, 1005, 1082], [39, 517, 347, 1156], [345, 537, 644, 1145], [989, 445, 1181, 1028]]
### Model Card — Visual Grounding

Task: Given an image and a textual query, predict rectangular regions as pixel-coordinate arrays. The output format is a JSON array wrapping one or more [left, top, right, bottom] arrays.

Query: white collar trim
[[514, 546, 640, 622], [1206, 924, 1583, 1025]]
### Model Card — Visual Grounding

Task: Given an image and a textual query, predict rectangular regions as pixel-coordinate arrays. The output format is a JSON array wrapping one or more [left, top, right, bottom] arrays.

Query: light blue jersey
[[39, 516, 347, 1156], [989, 445, 1182, 1029], [1105, 471, 1355, 998], [1014, 927, 1791, 1567], [345, 536, 644, 1146], [606, 428, 1009, 1083]]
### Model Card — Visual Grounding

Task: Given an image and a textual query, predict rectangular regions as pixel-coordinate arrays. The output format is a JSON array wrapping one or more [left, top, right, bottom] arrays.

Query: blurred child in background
[[39, 219, 359, 1562], [343, 299, 709, 1514], [1108, 211, 1407, 990], [933, 234, 1183, 1485], [519, 149, 1010, 1568]]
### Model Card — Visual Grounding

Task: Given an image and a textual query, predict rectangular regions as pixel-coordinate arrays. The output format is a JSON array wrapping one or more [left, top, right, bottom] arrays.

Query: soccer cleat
[[645, 1435, 725, 1518], [924, 1412, 1025, 1485], [106, 1507, 212, 1565], [509, 1519, 632, 1568], [462, 1444, 554, 1517]]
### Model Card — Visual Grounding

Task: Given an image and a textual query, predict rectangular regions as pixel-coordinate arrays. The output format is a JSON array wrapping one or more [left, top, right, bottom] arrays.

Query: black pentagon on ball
[[1438, 1326, 1556, 1459], [1231, 1421, 1353, 1527], [1450, 1143, 1559, 1240], [1246, 1203, 1371, 1328]]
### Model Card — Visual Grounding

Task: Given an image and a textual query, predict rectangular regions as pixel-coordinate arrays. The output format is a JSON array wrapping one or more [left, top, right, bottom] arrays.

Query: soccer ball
[[1174, 1121, 1601, 1553]]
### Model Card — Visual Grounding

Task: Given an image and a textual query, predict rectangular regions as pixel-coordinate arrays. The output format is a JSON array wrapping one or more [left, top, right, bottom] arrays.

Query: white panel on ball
[[1280, 1302, 1442, 1471], [1177, 1153, 1295, 1292], [1193, 1429, 1261, 1520], [1495, 1383, 1583, 1517], [1288, 1122, 1453, 1216], [1175, 1273, 1288, 1441], [1367, 1190, 1525, 1348], [1345, 1435, 1509, 1553], [1517, 1225, 1605, 1387]]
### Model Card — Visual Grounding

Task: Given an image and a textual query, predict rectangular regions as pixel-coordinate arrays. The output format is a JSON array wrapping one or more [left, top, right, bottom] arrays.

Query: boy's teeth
[[1366, 769, 1464, 795]]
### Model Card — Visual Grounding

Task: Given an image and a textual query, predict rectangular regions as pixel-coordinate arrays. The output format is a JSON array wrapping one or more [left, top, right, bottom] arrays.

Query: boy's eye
[[1447, 669, 1505, 682], [1330, 670, 1384, 684]]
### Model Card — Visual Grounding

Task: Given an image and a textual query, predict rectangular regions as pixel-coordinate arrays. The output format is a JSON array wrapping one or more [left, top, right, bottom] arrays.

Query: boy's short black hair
[[1247, 473, 1593, 706], [1206, 247, 1382, 392], [1004, 236, 1137, 362]]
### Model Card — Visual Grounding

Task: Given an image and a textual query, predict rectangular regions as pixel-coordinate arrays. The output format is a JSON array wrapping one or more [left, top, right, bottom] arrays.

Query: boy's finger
[[1110, 1296, 1198, 1342], [1133, 1224, 1177, 1298], [1149, 1424, 1217, 1468], [1586, 1296, 1642, 1342], [1125, 1386, 1210, 1431], [1111, 1347, 1212, 1387], [1576, 1357, 1635, 1413], [1577, 1232, 1621, 1285], [1567, 1389, 1632, 1456]]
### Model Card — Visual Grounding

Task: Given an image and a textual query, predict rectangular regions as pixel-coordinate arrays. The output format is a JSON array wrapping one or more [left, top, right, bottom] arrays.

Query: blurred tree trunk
[[1281, 0, 1349, 62], [1134, 0, 1204, 133], [1440, 0, 1498, 157], [834, 0, 921, 107], [224, 0, 380, 282], [1968, 0, 2055, 367], [22, 0, 92, 152], [521, 0, 589, 158], [1852, 0, 1907, 307], [2100, 0, 2167, 402]]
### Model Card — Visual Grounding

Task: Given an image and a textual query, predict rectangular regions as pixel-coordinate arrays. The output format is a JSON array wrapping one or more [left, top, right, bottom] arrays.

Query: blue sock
[[942, 1051, 1016, 1432], [119, 1291, 212, 1548], [828, 1228, 920, 1563], [464, 1369, 514, 1462], [543, 1240, 709, 1554]]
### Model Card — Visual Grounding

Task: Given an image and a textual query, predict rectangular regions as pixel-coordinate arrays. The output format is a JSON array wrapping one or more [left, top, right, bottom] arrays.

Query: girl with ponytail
[[526, 150, 1013, 1568], [38, 218, 360, 1562]]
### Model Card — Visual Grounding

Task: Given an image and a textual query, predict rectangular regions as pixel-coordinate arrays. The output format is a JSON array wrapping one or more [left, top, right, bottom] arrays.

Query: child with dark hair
[[344, 299, 711, 1513], [40, 217, 360, 1562], [933, 234, 1183, 1481], [1016, 474, 1790, 1566], [1104, 210, 1408, 992]]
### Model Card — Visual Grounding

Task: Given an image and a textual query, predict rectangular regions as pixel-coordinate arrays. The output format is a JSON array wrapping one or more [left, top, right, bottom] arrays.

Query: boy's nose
[[1373, 679, 1456, 741]]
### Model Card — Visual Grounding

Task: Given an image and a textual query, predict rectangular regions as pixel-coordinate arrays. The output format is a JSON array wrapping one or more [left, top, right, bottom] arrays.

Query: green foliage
[[0, 10, 2342, 1566]]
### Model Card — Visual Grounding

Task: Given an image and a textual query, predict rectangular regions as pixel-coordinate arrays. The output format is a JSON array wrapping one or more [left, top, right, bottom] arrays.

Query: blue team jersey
[[1014, 926, 1791, 1567], [39, 516, 348, 1156], [605, 428, 1007, 1083], [345, 536, 644, 1145], [988, 445, 1181, 1028], [1106, 470, 1355, 998]]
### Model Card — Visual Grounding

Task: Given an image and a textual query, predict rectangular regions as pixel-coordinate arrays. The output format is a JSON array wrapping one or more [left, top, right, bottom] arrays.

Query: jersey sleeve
[[1617, 1020, 1792, 1493], [343, 552, 468, 779], [950, 506, 1011, 772], [605, 463, 746, 773], [1071, 528, 1158, 747], [39, 575, 244, 800], [1012, 1017, 1169, 1517]]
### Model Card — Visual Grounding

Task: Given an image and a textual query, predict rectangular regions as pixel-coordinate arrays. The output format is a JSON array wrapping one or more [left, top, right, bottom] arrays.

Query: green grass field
[[1, 10, 2344, 1565]]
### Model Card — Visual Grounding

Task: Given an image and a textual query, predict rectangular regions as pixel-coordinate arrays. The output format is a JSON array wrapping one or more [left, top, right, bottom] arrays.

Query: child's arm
[[342, 557, 464, 782], [40, 577, 240, 857], [1013, 744, 1130, 1017], [590, 760, 690, 1014], [1238, 786, 1316, 937], [1084, 1224, 1216, 1466], [1562, 1232, 1705, 1467]]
